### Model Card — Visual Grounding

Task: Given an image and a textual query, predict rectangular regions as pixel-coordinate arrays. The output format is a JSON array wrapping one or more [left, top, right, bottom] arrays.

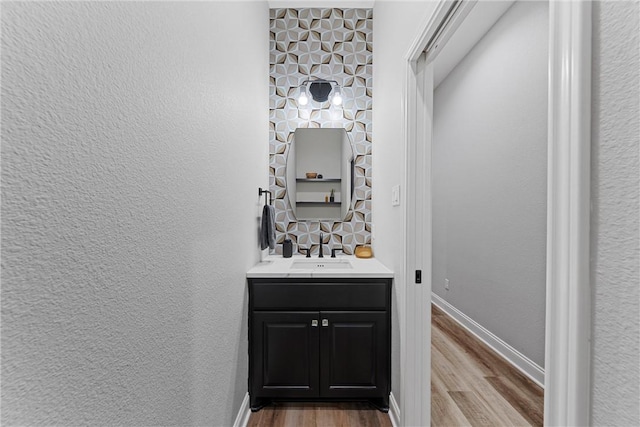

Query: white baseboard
[[388, 392, 401, 427], [232, 393, 251, 427], [431, 293, 545, 388]]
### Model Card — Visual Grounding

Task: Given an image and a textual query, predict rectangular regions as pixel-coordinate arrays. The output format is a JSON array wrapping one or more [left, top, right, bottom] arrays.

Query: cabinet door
[[251, 311, 320, 399], [320, 311, 389, 398]]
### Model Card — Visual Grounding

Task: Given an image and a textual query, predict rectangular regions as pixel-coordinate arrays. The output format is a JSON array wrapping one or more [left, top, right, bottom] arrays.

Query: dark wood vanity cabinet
[[248, 278, 392, 412]]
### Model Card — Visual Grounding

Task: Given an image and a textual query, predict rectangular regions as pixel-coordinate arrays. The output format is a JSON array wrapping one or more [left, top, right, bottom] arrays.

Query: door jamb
[[402, 1, 592, 426]]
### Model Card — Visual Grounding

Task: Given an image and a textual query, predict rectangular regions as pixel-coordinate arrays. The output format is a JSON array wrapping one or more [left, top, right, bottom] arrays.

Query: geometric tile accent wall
[[269, 8, 373, 255]]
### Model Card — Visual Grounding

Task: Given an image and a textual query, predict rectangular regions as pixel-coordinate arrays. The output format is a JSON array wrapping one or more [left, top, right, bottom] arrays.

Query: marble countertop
[[246, 255, 394, 279]]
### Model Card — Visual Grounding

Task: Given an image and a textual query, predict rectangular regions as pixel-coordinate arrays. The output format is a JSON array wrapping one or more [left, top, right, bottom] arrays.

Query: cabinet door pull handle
[[311, 320, 318, 327], [322, 319, 329, 327]]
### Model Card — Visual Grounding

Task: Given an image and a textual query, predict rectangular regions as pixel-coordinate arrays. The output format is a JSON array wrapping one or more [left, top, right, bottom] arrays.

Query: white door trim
[[402, 51, 433, 427], [402, 1, 592, 426], [544, 2, 592, 425]]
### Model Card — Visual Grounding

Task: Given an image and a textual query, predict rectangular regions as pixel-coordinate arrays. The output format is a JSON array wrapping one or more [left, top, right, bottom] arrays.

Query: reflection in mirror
[[286, 128, 354, 221]]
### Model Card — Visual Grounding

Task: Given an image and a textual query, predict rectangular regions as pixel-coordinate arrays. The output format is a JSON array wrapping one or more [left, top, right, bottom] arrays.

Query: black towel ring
[[258, 187, 273, 205]]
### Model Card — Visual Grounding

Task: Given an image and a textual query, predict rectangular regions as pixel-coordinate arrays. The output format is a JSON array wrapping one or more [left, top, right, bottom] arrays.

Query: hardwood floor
[[247, 305, 543, 427], [431, 304, 544, 426], [247, 402, 392, 427]]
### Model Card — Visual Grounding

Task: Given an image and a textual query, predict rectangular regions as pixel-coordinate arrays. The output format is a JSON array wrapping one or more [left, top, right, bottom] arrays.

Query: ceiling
[[268, 0, 374, 7]]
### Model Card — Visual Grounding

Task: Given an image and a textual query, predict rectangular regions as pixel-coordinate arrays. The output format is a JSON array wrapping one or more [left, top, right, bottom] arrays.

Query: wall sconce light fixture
[[297, 79, 343, 106]]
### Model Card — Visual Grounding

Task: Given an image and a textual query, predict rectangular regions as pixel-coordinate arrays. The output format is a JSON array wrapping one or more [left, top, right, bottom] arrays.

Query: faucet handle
[[302, 248, 311, 258], [331, 248, 343, 258]]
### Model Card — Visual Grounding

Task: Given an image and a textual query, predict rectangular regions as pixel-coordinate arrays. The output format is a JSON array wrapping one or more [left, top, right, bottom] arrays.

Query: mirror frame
[[285, 127, 355, 222]]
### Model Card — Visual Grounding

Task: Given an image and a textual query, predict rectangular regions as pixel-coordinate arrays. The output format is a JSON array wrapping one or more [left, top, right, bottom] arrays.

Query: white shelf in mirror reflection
[[296, 202, 341, 206], [296, 178, 341, 182]]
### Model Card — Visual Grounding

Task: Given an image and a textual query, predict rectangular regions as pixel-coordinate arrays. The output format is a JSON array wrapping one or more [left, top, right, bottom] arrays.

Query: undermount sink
[[290, 259, 353, 269]]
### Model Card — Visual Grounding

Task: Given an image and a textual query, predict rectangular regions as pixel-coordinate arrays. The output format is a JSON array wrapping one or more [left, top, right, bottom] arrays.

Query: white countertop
[[246, 255, 394, 279]]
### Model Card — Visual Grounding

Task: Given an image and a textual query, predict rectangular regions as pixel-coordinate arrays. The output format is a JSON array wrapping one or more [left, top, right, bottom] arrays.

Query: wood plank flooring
[[247, 305, 543, 427], [247, 402, 392, 427], [431, 304, 543, 427]]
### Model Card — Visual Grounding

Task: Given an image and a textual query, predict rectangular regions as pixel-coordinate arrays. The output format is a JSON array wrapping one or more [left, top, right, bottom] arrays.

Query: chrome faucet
[[318, 232, 324, 258]]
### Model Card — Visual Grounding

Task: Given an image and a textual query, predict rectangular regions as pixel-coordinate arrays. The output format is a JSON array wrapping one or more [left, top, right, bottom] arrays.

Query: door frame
[[402, 1, 592, 426]]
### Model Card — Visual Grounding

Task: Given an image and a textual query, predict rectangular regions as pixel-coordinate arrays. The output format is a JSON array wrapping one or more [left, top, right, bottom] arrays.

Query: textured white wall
[[432, 1, 548, 367], [591, 1, 640, 425], [1, 2, 268, 425], [372, 0, 437, 406]]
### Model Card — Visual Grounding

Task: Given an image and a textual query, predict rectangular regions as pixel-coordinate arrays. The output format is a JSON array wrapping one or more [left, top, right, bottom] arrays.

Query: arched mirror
[[286, 128, 354, 221]]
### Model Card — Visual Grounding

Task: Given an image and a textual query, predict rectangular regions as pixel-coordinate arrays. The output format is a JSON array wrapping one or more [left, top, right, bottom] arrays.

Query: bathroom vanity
[[246, 256, 393, 412]]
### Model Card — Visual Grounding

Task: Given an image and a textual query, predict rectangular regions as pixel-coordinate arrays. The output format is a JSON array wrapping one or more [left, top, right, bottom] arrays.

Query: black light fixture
[[297, 79, 342, 106]]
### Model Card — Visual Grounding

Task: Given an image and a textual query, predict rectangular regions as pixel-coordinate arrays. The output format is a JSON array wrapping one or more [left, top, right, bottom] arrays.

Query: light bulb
[[332, 93, 342, 106], [298, 85, 309, 106], [331, 88, 342, 106]]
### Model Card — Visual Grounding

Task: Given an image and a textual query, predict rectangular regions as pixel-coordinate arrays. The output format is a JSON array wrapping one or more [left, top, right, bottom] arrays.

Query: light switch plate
[[391, 185, 400, 206]]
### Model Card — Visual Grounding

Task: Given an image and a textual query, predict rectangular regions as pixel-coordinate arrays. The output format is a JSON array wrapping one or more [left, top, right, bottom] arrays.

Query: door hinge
[[415, 270, 422, 284]]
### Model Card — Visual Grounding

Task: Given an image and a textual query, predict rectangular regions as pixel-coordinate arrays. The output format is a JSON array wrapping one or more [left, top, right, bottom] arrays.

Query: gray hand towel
[[260, 204, 276, 250]]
